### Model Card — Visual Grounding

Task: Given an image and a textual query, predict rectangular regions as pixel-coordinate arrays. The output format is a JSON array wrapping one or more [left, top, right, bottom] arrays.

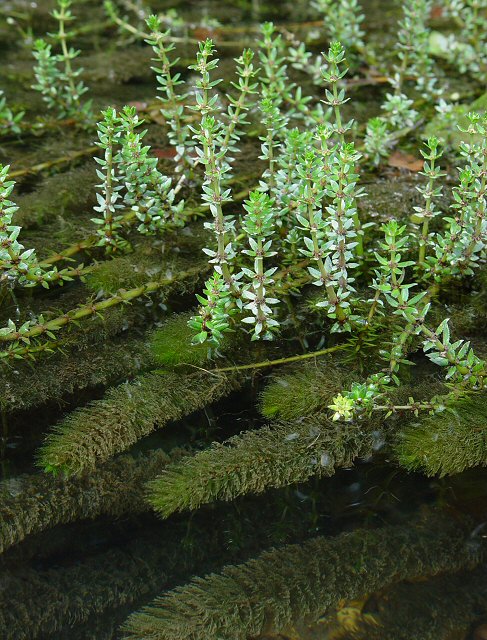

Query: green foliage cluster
[[124, 514, 483, 640], [38, 368, 240, 475], [1, 0, 487, 638], [395, 396, 487, 476]]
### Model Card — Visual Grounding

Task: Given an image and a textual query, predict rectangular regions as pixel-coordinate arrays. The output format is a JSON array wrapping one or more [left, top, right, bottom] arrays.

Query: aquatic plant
[[395, 396, 487, 476], [124, 514, 482, 640], [0, 91, 24, 136], [31, 0, 92, 121], [2, 2, 487, 638], [311, 0, 366, 54], [444, 0, 487, 77]]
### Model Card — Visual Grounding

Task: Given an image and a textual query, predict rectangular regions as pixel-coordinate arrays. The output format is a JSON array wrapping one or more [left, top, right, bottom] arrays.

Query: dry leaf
[[430, 5, 444, 19], [388, 150, 424, 172], [152, 148, 177, 159]]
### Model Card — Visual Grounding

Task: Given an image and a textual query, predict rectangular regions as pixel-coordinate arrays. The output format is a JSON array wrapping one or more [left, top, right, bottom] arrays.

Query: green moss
[[395, 396, 487, 477], [85, 254, 155, 295], [123, 514, 483, 640], [150, 311, 239, 368], [147, 414, 374, 518], [150, 312, 211, 368], [260, 361, 350, 420], [14, 165, 96, 229]]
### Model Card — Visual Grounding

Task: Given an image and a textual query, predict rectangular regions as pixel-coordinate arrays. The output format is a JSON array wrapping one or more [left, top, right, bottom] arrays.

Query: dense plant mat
[[1, 0, 487, 638]]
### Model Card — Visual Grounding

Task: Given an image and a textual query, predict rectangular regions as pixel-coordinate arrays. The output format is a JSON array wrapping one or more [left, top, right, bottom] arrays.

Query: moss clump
[[123, 514, 483, 640], [150, 313, 211, 368], [14, 165, 96, 229], [150, 311, 239, 368], [37, 370, 241, 475], [147, 415, 375, 518], [259, 361, 350, 420], [395, 396, 487, 477], [85, 247, 168, 295]]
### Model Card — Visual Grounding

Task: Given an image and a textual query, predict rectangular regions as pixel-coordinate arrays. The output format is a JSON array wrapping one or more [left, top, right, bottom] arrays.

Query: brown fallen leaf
[[192, 27, 216, 41], [430, 5, 444, 19], [388, 150, 424, 172], [152, 148, 177, 159]]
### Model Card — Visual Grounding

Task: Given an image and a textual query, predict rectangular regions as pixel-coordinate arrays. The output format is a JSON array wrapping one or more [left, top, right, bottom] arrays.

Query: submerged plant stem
[[212, 344, 347, 373]]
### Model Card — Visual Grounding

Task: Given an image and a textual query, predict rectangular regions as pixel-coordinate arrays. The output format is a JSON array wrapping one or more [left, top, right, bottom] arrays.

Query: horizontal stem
[[0, 266, 207, 344], [9, 147, 98, 179], [212, 344, 347, 373]]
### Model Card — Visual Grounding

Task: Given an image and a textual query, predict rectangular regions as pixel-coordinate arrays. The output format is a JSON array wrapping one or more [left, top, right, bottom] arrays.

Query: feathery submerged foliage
[[38, 369, 240, 475], [395, 396, 487, 476], [2, 0, 487, 637], [124, 514, 483, 640], [0, 448, 188, 554], [259, 360, 351, 420], [147, 414, 373, 517]]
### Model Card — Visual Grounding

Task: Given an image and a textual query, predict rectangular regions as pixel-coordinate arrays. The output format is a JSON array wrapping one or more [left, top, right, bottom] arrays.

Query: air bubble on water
[[371, 430, 385, 451], [320, 452, 331, 467], [285, 432, 299, 441]]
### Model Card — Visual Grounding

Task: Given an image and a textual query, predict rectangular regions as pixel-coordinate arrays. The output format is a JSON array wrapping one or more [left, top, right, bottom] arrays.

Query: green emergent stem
[[0, 266, 205, 344], [366, 274, 387, 325], [9, 146, 98, 179], [205, 140, 233, 287], [463, 160, 487, 264], [330, 65, 344, 143], [212, 344, 348, 373], [255, 235, 266, 329], [42, 174, 256, 267], [304, 177, 344, 322], [265, 125, 276, 195], [221, 73, 253, 155], [57, 2, 77, 101], [335, 172, 350, 286], [153, 43, 184, 145], [389, 322, 416, 375], [418, 158, 438, 265]]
